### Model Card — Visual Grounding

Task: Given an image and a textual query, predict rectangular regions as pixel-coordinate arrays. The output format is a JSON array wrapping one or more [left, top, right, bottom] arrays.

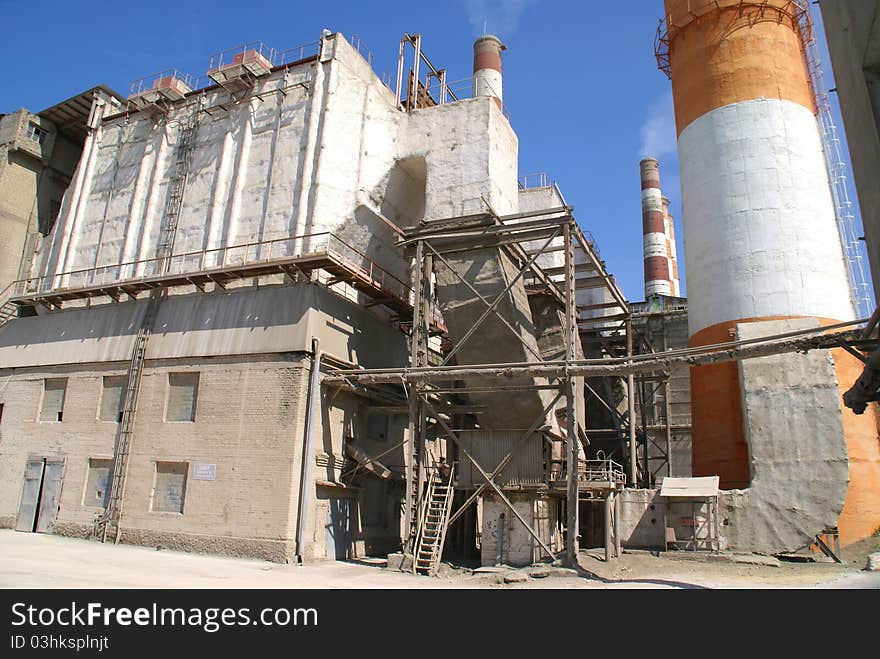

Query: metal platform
[[9, 233, 425, 324]]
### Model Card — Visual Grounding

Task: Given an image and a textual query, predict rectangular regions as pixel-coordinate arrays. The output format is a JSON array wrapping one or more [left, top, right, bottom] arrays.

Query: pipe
[[613, 492, 621, 558], [604, 492, 613, 562], [295, 337, 322, 564], [323, 321, 865, 384]]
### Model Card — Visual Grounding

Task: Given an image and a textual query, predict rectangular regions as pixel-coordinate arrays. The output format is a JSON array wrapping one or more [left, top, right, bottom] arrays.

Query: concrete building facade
[[0, 32, 582, 564], [0, 87, 123, 301]]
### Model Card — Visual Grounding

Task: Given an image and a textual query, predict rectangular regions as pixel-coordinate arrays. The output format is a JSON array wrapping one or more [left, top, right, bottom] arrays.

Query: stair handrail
[[412, 467, 436, 573], [430, 462, 456, 576]]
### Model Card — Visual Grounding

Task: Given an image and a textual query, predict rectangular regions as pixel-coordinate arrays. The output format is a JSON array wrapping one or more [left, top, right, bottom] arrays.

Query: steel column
[[564, 221, 579, 567], [626, 319, 637, 486]]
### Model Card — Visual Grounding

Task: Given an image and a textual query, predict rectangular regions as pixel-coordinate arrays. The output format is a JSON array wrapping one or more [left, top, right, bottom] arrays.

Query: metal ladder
[[95, 293, 162, 542], [156, 108, 199, 265], [413, 464, 455, 576]]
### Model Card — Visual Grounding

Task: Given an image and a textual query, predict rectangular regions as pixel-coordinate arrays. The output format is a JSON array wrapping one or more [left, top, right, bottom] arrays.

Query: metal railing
[[348, 34, 373, 66], [276, 41, 321, 66], [208, 42, 277, 73], [129, 69, 194, 99], [579, 459, 627, 485], [12, 232, 412, 304], [654, 0, 809, 79], [518, 172, 551, 190]]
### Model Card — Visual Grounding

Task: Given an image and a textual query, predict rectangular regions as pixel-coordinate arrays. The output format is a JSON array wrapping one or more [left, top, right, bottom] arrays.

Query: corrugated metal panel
[[455, 430, 545, 489]]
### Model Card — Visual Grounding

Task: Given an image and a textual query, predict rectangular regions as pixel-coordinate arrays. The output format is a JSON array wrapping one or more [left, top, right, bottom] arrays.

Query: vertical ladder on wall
[[797, 7, 875, 317], [96, 292, 163, 543], [413, 465, 455, 576], [156, 107, 200, 268]]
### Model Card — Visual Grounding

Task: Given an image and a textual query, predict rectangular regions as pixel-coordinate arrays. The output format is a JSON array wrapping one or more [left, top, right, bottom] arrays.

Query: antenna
[[483, 20, 488, 35]]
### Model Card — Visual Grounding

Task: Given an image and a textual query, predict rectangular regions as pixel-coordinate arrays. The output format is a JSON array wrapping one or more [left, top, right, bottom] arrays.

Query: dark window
[[26, 122, 48, 146]]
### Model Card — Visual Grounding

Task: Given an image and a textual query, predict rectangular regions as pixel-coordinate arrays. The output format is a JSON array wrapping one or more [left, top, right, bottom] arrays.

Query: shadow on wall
[[334, 156, 427, 284]]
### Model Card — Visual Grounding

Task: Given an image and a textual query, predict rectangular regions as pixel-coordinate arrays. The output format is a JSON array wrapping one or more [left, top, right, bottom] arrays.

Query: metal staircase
[[0, 284, 17, 329], [412, 464, 455, 576], [95, 293, 162, 542]]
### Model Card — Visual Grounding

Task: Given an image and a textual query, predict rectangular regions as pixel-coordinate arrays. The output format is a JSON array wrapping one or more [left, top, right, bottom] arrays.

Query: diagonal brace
[[439, 228, 562, 367], [447, 390, 562, 527], [425, 242, 544, 363], [424, 399, 557, 560]]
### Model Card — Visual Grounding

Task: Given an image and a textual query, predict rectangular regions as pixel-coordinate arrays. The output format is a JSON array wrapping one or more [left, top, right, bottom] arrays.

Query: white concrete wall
[[33, 34, 521, 301], [678, 98, 855, 335]]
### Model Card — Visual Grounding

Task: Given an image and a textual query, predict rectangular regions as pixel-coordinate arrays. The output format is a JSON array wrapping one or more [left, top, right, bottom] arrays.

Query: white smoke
[[640, 92, 677, 160], [463, 0, 539, 37]]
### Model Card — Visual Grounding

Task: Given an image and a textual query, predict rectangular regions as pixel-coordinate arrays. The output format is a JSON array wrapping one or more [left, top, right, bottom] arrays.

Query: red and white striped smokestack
[[473, 35, 505, 106], [662, 195, 681, 297], [640, 157, 678, 298]]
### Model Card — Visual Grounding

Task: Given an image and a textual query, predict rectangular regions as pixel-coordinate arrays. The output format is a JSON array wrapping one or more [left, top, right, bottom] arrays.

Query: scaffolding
[[326, 207, 634, 567]]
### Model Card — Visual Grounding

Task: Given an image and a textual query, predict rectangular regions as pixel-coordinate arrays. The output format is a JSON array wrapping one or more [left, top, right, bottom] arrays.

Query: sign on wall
[[192, 463, 217, 481]]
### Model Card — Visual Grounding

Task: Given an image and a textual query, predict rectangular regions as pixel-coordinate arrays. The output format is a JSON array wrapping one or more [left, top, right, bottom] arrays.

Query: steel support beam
[[425, 399, 556, 560], [439, 228, 561, 366], [564, 222, 579, 567]]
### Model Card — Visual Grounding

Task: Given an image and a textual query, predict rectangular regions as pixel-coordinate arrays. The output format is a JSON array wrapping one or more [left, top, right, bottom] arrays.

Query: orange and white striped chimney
[[473, 35, 504, 107], [640, 157, 680, 299], [659, 0, 880, 545]]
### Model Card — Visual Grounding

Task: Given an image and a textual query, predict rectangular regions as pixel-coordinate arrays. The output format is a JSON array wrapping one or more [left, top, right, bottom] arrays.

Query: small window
[[151, 461, 188, 513], [366, 411, 390, 442], [84, 458, 113, 509], [0, 402, 4, 424], [26, 122, 48, 146], [40, 378, 67, 422], [165, 373, 199, 422], [100, 376, 127, 422]]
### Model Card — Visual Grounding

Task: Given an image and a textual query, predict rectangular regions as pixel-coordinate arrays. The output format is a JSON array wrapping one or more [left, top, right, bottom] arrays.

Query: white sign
[[192, 463, 217, 481]]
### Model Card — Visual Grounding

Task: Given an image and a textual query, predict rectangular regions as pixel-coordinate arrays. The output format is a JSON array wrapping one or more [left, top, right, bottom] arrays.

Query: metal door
[[35, 458, 65, 534], [326, 498, 353, 560], [15, 458, 45, 532]]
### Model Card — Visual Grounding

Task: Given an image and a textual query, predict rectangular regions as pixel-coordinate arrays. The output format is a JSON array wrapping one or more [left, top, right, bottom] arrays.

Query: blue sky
[[0, 0, 865, 303]]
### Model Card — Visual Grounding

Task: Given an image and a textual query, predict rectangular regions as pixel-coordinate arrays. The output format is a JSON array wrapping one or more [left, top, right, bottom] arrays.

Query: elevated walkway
[[8, 233, 435, 328]]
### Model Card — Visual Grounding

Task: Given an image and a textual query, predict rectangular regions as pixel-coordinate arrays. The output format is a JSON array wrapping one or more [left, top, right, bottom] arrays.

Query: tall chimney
[[640, 157, 677, 299], [661, 195, 681, 297], [659, 0, 879, 544], [473, 35, 505, 107]]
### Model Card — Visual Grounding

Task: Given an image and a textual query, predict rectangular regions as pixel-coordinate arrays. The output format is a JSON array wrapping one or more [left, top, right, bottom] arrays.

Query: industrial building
[[0, 0, 878, 575], [0, 86, 125, 306]]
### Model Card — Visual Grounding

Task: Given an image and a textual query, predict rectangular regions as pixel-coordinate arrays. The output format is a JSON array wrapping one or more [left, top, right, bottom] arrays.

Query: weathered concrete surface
[[867, 553, 880, 571], [617, 489, 666, 550], [0, 282, 408, 370], [480, 493, 561, 566], [719, 319, 850, 554], [528, 292, 586, 436], [433, 246, 554, 430]]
